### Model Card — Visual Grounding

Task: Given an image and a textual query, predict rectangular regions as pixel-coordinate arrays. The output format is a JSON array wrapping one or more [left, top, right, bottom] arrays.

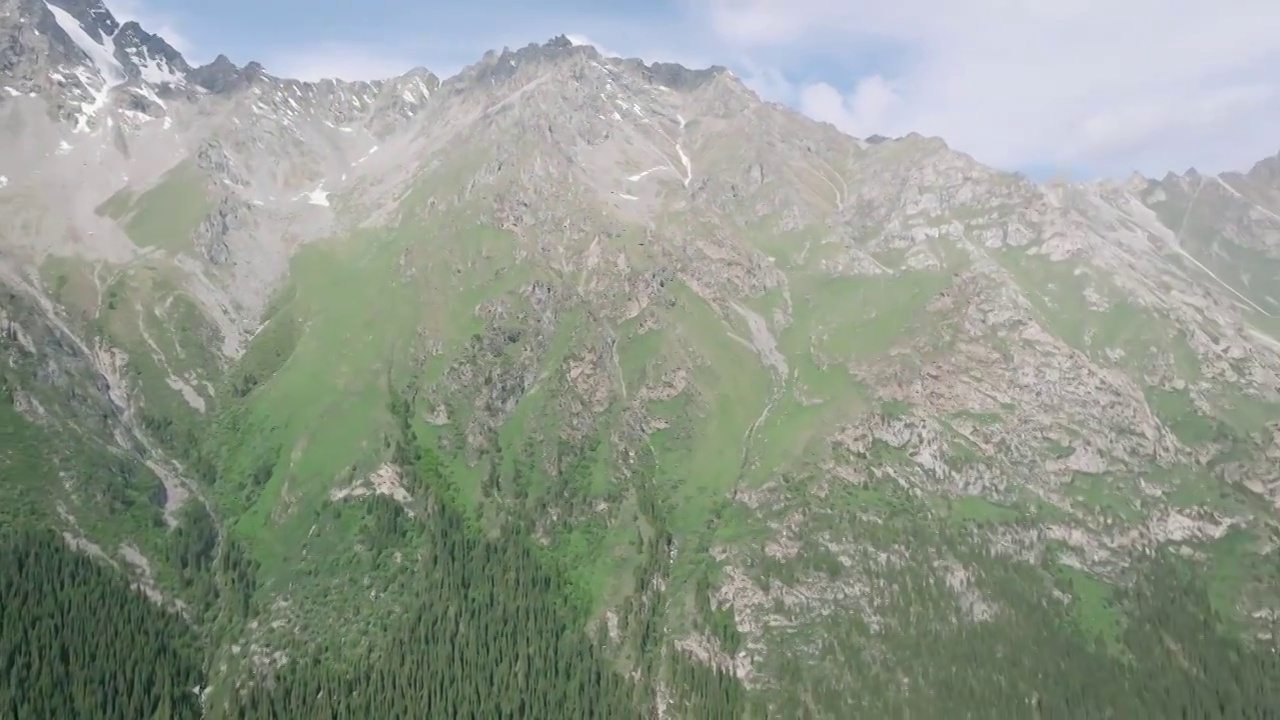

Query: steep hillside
[[3, 0, 1280, 716]]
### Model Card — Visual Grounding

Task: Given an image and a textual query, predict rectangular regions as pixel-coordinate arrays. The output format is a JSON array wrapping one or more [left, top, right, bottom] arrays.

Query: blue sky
[[111, 0, 1280, 180]]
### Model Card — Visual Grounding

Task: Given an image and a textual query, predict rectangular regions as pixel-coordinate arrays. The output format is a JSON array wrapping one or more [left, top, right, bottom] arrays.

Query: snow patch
[[126, 46, 184, 86], [1216, 175, 1280, 223], [676, 144, 692, 187], [628, 166, 667, 182], [46, 4, 125, 84], [306, 185, 330, 206], [353, 145, 379, 165], [0, 176, 7, 189], [121, 109, 152, 124], [45, 3, 127, 132], [130, 83, 166, 109], [56, 139, 72, 154]]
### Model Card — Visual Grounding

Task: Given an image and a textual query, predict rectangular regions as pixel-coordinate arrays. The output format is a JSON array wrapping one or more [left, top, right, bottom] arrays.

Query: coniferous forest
[[2, 395, 1280, 718], [7, 516, 1280, 718], [0, 528, 203, 720], [6, 500, 1280, 718]]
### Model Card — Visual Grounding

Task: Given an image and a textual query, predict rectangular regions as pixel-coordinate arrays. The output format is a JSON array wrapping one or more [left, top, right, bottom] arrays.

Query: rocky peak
[[44, 0, 118, 42], [615, 59, 729, 92], [375, 66, 439, 105], [188, 54, 256, 93], [398, 65, 435, 82], [452, 35, 601, 88], [544, 34, 573, 50], [1246, 150, 1280, 188], [113, 20, 188, 83], [3, 0, 196, 116], [406, 67, 439, 95], [1123, 170, 1151, 195]]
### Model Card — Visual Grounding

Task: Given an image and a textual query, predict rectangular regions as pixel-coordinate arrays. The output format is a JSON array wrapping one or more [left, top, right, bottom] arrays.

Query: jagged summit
[[545, 33, 573, 49], [1246, 149, 1280, 184], [616, 59, 730, 91], [7, 0, 742, 129], [114, 21, 187, 81], [186, 53, 265, 93], [451, 37, 597, 86], [42, 0, 118, 39], [0, 0, 452, 143], [437, 33, 735, 98], [3, 0, 186, 99]]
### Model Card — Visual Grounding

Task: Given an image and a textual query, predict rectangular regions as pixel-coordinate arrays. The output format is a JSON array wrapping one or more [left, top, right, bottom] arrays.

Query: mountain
[[3, 0, 1280, 717]]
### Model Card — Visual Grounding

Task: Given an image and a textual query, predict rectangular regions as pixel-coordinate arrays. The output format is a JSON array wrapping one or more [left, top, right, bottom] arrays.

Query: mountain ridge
[[12, 0, 1277, 185]]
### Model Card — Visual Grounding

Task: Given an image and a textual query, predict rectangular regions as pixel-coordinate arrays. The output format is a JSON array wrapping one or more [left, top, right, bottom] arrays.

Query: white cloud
[[700, 0, 1280, 176], [566, 34, 623, 60], [732, 57, 793, 103], [566, 31, 722, 75], [259, 43, 423, 82], [798, 76, 899, 138]]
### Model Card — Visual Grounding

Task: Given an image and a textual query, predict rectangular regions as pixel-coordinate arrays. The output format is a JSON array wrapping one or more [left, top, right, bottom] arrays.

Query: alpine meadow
[[3, 0, 1280, 717]]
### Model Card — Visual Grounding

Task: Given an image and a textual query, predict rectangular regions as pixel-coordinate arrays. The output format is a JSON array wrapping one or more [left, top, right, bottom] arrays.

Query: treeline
[[9, 372, 1280, 719], [0, 527, 204, 720], [225, 393, 641, 719], [231, 390, 1280, 719], [9, 511, 1277, 720], [760, 520, 1280, 719], [168, 502, 258, 622], [223, 390, 747, 718]]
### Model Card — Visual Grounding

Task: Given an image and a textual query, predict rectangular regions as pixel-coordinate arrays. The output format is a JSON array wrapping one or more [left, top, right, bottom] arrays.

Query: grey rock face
[[188, 55, 258, 93], [45, 0, 118, 41], [113, 21, 188, 83], [619, 60, 729, 91]]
